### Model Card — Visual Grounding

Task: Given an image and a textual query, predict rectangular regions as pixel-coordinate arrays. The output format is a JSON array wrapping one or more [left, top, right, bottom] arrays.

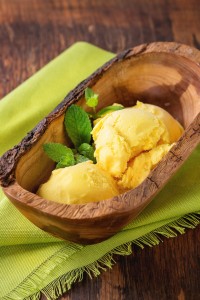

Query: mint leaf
[[75, 154, 90, 164], [85, 87, 98, 108], [43, 143, 74, 162], [78, 143, 96, 162], [64, 105, 92, 148], [56, 155, 75, 169], [95, 105, 124, 119]]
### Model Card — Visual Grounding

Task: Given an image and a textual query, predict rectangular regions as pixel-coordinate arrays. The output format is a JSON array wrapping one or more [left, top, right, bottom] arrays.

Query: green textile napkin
[[0, 42, 200, 300]]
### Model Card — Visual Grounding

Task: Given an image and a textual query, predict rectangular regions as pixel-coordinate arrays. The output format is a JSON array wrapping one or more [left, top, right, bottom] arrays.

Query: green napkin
[[0, 42, 199, 300]]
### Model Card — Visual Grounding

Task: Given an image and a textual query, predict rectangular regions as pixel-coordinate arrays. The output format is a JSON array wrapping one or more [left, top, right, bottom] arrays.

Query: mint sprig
[[43, 88, 124, 169], [64, 104, 92, 148], [44, 104, 95, 168]]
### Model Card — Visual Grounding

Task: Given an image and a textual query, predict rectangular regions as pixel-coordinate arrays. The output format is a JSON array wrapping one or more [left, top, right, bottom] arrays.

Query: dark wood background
[[0, 0, 200, 299]]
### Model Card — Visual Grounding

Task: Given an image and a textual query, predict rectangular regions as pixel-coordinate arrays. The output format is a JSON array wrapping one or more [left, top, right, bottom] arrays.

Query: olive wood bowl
[[0, 42, 200, 244]]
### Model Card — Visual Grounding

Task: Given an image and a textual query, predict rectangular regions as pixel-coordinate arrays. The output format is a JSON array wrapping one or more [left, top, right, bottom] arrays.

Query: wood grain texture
[[0, 0, 200, 299]]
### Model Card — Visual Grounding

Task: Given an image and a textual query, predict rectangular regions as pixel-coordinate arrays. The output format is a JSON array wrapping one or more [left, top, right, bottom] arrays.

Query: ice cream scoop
[[92, 101, 184, 190], [37, 161, 119, 204]]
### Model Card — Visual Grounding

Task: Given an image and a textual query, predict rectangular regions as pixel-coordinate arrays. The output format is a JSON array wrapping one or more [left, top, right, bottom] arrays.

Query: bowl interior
[[15, 52, 200, 193]]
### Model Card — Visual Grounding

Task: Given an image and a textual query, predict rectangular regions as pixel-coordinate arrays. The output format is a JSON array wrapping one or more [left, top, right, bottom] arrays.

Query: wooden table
[[0, 0, 200, 299]]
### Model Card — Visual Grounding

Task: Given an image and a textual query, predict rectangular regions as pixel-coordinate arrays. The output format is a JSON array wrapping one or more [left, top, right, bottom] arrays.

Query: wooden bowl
[[0, 42, 200, 244]]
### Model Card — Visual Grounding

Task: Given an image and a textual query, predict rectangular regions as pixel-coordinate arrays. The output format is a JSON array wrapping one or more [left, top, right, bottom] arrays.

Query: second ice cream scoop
[[92, 101, 184, 190]]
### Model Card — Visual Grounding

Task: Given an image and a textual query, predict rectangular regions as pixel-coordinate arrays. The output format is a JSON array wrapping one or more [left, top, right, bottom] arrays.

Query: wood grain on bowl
[[0, 42, 200, 244]]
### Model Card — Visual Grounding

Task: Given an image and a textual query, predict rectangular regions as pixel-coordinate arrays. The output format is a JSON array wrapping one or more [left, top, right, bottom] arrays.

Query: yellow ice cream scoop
[[92, 104, 168, 177], [92, 101, 184, 190], [37, 161, 119, 204]]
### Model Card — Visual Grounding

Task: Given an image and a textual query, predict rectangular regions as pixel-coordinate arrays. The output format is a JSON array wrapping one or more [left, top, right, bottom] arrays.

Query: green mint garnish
[[64, 104, 92, 148], [43, 89, 125, 170], [78, 143, 96, 162], [95, 105, 124, 119], [85, 87, 98, 108]]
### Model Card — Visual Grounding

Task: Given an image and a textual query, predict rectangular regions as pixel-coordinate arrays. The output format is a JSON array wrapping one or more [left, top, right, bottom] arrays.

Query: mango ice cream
[[37, 101, 184, 204], [92, 101, 184, 191], [37, 160, 119, 204]]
